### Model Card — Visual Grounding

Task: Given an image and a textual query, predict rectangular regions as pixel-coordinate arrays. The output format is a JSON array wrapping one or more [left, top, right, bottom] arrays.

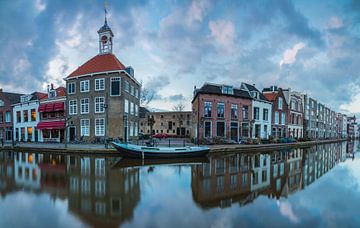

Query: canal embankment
[[0, 138, 348, 155]]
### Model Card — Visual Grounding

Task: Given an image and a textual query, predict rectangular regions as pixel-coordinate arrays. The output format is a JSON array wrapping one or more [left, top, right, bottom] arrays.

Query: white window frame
[[204, 121, 212, 138], [124, 80, 130, 93], [275, 111, 279, 124], [281, 113, 285, 125], [69, 100, 77, 115], [135, 104, 139, 116], [135, 88, 139, 98], [95, 97, 105, 113], [80, 80, 90, 93], [5, 111, 11, 123], [130, 102, 134, 115], [95, 78, 105, 91], [95, 118, 105, 136], [80, 119, 90, 136], [110, 77, 121, 96], [124, 99, 129, 114], [68, 82, 76, 94], [216, 121, 226, 137], [278, 97, 283, 110], [131, 85, 135, 96], [80, 98, 89, 114]]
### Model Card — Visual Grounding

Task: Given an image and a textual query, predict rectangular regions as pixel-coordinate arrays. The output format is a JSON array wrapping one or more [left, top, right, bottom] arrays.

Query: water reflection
[[0, 141, 357, 227], [191, 142, 351, 209]]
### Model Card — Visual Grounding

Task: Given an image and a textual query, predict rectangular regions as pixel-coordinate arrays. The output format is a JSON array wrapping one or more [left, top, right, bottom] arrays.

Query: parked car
[[152, 133, 170, 139]]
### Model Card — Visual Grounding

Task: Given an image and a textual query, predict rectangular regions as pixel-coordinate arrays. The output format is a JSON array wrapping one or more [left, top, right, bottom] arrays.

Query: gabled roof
[[67, 53, 126, 78], [263, 92, 277, 102], [55, 87, 66, 97], [241, 83, 269, 102], [2, 92, 24, 104], [192, 83, 252, 103], [30, 92, 48, 101]]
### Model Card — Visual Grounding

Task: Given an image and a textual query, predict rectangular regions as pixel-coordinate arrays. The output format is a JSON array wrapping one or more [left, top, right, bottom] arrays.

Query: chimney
[[51, 83, 54, 90]]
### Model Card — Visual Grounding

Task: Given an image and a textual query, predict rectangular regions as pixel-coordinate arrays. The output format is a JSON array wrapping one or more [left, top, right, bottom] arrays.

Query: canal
[[0, 141, 359, 227]]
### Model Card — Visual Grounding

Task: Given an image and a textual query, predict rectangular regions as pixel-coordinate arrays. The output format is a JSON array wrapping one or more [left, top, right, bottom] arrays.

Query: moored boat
[[111, 142, 209, 159]]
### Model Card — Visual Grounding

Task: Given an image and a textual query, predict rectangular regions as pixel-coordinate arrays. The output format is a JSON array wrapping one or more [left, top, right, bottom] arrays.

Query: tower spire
[[104, 0, 108, 25], [98, 0, 113, 54]]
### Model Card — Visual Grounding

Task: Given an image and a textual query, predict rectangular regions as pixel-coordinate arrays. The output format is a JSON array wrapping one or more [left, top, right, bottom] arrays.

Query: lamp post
[[104, 92, 109, 148]]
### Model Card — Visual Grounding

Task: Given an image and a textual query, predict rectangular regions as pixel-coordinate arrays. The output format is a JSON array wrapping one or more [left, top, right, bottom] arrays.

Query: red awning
[[38, 104, 46, 112], [45, 103, 54, 112], [53, 102, 65, 111], [37, 120, 66, 130]]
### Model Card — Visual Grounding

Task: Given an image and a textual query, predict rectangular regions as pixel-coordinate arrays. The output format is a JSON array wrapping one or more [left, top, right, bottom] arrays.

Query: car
[[152, 133, 169, 139]]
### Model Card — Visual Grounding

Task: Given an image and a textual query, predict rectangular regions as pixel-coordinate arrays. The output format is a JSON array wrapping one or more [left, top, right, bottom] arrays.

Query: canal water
[[0, 141, 359, 228]]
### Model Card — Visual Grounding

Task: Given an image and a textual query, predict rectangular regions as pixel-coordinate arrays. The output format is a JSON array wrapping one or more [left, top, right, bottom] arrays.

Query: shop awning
[[45, 103, 54, 112], [53, 102, 65, 111], [37, 120, 66, 130]]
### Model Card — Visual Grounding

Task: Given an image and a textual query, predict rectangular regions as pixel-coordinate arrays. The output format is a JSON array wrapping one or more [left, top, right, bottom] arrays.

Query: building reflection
[[192, 142, 348, 209], [0, 152, 140, 227]]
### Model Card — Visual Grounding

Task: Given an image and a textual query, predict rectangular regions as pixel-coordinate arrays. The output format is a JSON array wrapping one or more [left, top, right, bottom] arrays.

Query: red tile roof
[[67, 53, 126, 78], [56, 87, 66, 97], [263, 92, 277, 102]]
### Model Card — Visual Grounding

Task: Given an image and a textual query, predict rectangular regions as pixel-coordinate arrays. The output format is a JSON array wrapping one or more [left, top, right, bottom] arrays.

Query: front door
[[230, 122, 238, 142], [69, 127, 76, 142], [35, 130, 38, 142]]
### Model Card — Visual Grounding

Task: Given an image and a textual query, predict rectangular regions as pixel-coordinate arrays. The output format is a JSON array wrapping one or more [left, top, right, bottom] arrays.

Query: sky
[[0, 0, 359, 115]]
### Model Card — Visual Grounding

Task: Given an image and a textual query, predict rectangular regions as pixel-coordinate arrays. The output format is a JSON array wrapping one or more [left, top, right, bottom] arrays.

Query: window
[[131, 85, 135, 96], [124, 81, 130, 93], [204, 102, 212, 117], [135, 104, 139, 116], [80, 98, 89, 114], [5, 111, 11, 123], [242, 123, 249, 137], [16, 111, 21, 123], [68, 82, 75, 94], [275, 111, 279, 124], [242, 106, 249, 120], [31, 109, 36, 121], [0, 112, 3, 123], [111, 77, 121, 96], [130, 102, 134, 115], [217, 102, 224, 118], [80, 80, 90, 92], [135, 88, 139, 98], [80, 119, 90, 136], [95, 180, 106, 197], [95, 158, 105, 177], [231, 104, 238, 119], [69, 100, 77, 115], [95, 118, 105, 136], [95, 78, 105, 91], [281, 113, 285, 125], [253, 107, 259, 120], [278, 97, 283, 110], [204, 121, 212, 137], [0, 100, 4, 107], [263, 109, 268, 121], [222, 85, 233, 95], [216, 122, 225, 137], [95, 97, 105, 113], [273, 164, 278, 177], [23, 110, 28, 122], [124, 99, 129, 113]]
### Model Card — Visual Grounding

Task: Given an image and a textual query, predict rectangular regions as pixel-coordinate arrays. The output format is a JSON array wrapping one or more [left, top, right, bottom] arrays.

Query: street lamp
[[64, 117, 72, 149]]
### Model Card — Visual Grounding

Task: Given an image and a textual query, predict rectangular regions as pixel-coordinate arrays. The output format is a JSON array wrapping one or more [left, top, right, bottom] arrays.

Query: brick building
[[0, 89, 23, 143], [192, 83, 253, 143], [64, 15, 140, 142]]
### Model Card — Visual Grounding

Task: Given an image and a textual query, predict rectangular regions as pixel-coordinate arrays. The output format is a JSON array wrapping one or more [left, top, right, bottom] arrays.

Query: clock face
[[101, 35, 108, 44]]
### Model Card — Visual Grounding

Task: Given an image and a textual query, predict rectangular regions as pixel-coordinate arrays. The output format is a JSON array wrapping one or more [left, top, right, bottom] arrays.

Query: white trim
[[95, 78, 105, 91], [80, 80, 90, 93], [80, 119, 90, 136], [95, 97, 105, 113], [69, 100, 78, 115], [64, 70, 141, 86], [68, 82, 76, 94], [95, 118, 105, 136], [80, 98, 90, 114], [204, 121, 212, 138]]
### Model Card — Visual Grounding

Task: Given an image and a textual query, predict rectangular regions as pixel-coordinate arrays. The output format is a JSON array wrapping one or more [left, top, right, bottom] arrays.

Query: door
[[230, 122, 238, 142], [35, 130, 38, 142], [69, 127, 76, 142]]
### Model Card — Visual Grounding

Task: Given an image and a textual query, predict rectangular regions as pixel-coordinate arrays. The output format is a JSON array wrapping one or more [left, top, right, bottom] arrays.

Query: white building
[[14, 152, 42, 189], [241, 83, 272, 139], [13, 92, 45, 142]]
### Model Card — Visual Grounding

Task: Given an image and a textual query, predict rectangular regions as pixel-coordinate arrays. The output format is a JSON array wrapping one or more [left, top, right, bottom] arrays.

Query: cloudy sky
[[0, 0, 359, 114]]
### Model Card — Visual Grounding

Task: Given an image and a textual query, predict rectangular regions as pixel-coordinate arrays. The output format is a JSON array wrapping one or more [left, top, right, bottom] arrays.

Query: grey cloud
[[168, 94, 185, 102]]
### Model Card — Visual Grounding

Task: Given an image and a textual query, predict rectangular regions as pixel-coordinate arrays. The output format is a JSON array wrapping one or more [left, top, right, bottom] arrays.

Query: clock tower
[[97, 16, 114, 54]]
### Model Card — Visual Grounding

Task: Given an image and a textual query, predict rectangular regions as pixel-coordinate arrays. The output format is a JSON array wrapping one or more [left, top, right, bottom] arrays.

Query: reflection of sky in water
[[0, 144, 359, 228]]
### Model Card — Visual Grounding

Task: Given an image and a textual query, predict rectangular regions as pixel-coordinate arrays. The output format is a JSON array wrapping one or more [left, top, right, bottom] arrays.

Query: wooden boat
[[111, 142, 209, 159], [112, 156, 209, 169]]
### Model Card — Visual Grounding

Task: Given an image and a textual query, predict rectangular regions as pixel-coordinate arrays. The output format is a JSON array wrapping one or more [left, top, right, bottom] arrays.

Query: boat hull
[[111, 142, 209, 159]]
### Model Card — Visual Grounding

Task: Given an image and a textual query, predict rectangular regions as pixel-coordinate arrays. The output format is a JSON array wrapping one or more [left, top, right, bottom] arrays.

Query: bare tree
[[173, 102, 186, 136], [140, 87, 154, 107]]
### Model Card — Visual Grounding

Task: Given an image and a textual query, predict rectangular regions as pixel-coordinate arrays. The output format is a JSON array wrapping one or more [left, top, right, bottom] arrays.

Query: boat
[[112, 156, 209, 169], [111, 142, 209, 159]]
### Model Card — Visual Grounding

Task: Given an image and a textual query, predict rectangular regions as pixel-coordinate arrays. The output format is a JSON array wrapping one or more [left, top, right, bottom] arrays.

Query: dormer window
[[48, 90, 56, 99], [251, 91, 258, 99], [20, 95, 31, 103], [222, 86, 233, 95]]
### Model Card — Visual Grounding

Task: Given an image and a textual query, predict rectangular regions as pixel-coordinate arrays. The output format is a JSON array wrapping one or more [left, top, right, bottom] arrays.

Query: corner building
[[65, 17, 140, 142]]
